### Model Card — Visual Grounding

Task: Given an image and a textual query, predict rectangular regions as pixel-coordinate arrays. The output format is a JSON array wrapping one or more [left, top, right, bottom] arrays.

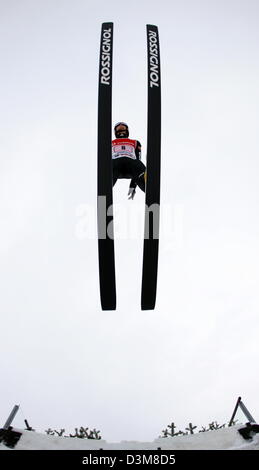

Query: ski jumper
[[112, 138, 146, 192]]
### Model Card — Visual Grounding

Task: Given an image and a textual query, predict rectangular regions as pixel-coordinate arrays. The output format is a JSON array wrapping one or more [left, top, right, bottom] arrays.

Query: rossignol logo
[[100, 28, 112, 85], [148, 29, 160, 88]]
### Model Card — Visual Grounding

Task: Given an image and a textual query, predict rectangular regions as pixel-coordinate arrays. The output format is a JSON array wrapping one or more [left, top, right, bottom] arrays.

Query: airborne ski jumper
[[112, 122, 146, 200], [97, 23, 161, 311]]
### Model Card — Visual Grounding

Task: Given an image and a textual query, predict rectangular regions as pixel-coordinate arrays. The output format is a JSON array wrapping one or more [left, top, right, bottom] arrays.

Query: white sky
[[0, 0, 259, 441]]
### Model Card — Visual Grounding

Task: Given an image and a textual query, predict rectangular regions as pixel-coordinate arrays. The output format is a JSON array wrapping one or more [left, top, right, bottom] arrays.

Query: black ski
[[141, 25, 161, 310], [97, 22, 116, 310]]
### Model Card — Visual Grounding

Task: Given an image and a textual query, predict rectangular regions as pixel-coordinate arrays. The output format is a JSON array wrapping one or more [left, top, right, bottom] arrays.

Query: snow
[[1, 424, 259, 450]]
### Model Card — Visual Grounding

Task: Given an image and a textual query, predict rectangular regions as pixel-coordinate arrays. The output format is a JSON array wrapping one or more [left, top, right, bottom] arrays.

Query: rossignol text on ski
[[100, 27, 112, 85]]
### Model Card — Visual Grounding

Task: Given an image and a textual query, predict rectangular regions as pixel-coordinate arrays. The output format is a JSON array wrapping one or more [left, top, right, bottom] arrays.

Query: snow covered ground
[[1, 424, 259, 450]]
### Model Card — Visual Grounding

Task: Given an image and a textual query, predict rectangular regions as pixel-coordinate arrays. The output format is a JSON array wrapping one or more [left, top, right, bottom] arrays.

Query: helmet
[[114, 122, 129, 138]]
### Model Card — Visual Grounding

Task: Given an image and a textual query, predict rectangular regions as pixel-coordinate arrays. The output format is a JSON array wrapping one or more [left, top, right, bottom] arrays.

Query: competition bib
[[112, 138, 137, 160]]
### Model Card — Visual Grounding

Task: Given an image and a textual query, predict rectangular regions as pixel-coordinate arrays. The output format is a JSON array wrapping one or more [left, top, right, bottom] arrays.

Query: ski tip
[[102, 21, 114, 27]]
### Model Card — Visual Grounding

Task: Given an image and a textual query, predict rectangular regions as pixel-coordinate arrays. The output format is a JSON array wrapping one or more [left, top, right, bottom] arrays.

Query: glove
[[128, 187, 136, 200]]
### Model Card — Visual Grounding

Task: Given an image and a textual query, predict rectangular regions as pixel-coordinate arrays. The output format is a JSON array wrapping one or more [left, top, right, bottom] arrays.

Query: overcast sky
[[1, 0, 259, 442]]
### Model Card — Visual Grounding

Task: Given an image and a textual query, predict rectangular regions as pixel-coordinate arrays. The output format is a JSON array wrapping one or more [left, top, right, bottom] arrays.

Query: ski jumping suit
[[112, 138, 146, 192]]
